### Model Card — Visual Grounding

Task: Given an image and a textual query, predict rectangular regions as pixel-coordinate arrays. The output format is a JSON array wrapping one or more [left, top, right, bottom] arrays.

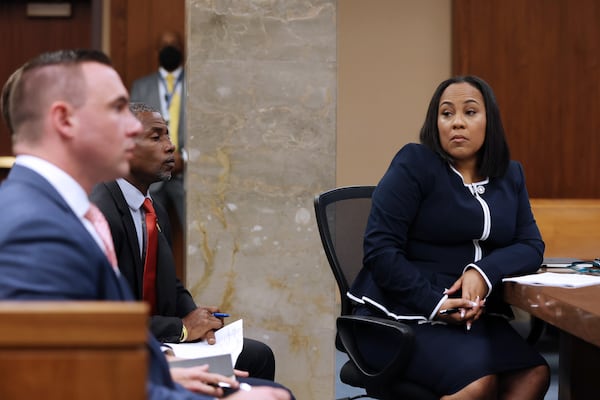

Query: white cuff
[[429, 293, 448, 320], [463, 263, 492, 297], [160, 344, 174, 356]]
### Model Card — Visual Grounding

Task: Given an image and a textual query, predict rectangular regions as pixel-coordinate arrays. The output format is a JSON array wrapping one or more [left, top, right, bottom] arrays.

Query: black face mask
[[159, 45, 183, 72]]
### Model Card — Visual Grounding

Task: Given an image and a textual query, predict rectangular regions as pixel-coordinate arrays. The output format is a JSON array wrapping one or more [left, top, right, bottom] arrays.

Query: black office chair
[[314, 186, 438, 400]]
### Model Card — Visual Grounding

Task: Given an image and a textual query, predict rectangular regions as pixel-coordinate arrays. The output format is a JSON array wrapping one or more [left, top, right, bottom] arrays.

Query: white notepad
[[503, 272, 600, 288], [166, 318, 244, 367]]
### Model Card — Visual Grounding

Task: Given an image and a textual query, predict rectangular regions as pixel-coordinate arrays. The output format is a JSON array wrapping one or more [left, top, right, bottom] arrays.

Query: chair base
[[340, 360, 438, 400]]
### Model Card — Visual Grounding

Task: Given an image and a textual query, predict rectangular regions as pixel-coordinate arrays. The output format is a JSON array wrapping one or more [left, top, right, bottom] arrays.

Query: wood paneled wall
[[109, 0, 185, 91], [0, 0, 185, 274], [108, 0, 186, 278], [453, 0, 600, 198], [0, 0, 95, 157], [3, 0, 597, 198]]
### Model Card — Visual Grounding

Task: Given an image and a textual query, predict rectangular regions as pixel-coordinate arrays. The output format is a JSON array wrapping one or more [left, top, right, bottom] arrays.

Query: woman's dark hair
[[418, 75, 510, 178]]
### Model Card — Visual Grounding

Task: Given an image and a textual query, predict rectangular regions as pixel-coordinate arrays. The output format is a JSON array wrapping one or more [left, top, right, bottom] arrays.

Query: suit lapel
[[8, 165, 72, 213]]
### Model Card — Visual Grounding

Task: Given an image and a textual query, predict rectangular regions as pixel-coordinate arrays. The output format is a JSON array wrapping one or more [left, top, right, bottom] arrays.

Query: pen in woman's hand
[[439, 307, 466, 319], [439, 307, 461, 315]]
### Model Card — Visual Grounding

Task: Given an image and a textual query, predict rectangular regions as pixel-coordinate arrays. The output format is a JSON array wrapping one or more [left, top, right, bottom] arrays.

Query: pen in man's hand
[[439, 307, 461, 315], [213, 312, 230, 318]]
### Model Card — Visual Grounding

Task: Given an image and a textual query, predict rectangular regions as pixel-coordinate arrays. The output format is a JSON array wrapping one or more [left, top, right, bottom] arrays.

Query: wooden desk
[[0, 301, 148, 400], [505, 281, 600, 400], [531, 198, 600, 260]]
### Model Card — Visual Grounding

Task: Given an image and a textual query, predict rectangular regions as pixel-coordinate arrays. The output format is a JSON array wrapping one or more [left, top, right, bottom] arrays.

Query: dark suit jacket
[[91, 181, 197, 342], [130, 70, 186, 148], [0, 165, 207, 400]]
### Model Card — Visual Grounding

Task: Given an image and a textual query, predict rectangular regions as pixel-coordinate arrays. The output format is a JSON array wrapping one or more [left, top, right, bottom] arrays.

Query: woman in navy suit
[[349, 76, 549, 399]]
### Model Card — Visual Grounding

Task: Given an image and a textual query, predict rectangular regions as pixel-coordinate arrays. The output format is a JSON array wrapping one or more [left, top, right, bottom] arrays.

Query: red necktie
[[142, 198, 158, 314], [85, 204, 119, 273]]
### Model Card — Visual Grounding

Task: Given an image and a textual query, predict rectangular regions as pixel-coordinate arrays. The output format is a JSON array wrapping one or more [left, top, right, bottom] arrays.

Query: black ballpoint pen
[[439, 307, 461, 315]]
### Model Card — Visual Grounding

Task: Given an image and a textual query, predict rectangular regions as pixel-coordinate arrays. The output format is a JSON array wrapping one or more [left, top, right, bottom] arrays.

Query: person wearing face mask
[[131, 30, 186, 229]]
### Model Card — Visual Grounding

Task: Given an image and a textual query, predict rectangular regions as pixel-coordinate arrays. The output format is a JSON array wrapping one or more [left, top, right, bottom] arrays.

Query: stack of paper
[[166, 318, 244, 367], [503, 272, 600, 288]]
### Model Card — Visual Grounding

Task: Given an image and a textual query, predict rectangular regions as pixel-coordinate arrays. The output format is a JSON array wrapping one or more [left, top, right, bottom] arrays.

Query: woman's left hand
[[461, 268, 487, 326], [445, 269, 487, 329]]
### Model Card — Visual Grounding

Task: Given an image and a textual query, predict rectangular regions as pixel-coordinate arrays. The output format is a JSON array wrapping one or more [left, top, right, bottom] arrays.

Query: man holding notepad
[[90, 103, 277, 382]]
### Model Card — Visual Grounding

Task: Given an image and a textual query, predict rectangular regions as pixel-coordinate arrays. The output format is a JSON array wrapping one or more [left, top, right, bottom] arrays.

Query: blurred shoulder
[[130, 72, 160, 93]]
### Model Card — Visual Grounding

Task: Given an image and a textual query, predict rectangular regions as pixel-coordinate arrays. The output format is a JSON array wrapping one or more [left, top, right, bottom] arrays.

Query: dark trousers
[[234, 338, 276, 381], [230, 338, 296, 399]]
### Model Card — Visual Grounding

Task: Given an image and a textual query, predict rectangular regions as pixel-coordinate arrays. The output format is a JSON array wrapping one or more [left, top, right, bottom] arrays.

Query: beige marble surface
[[185, 1, 337, 398]]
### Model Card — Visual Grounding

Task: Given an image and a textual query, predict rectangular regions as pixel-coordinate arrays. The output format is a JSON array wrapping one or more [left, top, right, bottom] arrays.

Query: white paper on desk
[[166, 319, 244, 367], [503, 272, 600, 288]]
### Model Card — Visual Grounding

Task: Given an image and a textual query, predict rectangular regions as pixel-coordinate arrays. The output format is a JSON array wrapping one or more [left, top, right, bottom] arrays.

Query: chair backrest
[[315, 187, 440, 400], [314, 186, 375, 317]]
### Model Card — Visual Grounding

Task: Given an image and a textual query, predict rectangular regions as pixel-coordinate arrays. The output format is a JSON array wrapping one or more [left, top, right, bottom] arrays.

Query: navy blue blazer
[[0, 165, 208, 400], [349, 144, 544, 321]]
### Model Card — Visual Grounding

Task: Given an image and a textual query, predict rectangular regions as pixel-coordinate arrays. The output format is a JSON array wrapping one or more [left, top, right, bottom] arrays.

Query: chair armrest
[[337, 315, 414, 383]]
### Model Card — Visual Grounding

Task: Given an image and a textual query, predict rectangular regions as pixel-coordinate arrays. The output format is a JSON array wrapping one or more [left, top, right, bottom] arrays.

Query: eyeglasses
[[568, 259, 600, 274]]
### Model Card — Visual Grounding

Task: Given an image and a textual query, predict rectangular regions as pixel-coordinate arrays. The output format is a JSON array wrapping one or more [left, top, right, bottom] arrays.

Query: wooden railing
[[531, 199, 600, 260], [0, 301, 148, 400]]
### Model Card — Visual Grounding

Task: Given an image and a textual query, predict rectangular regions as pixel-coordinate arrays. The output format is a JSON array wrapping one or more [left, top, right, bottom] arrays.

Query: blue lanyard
[[159, 72, 184, 109]]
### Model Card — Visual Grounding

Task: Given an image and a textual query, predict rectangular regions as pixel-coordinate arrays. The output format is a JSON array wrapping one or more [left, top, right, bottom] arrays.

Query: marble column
[[185, 1, 337, 398]]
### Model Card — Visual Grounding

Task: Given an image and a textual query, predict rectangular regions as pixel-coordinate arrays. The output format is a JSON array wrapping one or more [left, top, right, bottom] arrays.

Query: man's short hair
[[129, 102, 161, 115], [20, 49, 112, 72], [1, 49, 112, 136]]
